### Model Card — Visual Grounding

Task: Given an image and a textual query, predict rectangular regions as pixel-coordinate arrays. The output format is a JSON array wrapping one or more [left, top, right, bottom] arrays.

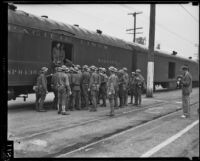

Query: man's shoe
[[181, 115, 186, 118], [61, 111, 70, 115]]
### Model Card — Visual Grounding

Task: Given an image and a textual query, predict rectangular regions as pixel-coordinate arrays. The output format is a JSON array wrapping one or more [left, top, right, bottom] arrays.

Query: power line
[[120, 4, 197, 46], [179, 4, 199, 23]]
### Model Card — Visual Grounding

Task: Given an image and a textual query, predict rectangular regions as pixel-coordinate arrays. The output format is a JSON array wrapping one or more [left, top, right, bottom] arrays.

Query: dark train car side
[[8, 7, 133, 100]]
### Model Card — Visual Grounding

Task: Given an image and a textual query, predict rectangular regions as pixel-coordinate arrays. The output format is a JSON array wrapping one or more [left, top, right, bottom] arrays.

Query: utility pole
[[127, 12, 143, 42], [146, 4, 156, 97]]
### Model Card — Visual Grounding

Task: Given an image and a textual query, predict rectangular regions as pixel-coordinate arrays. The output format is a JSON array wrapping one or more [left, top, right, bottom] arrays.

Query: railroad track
[[13, 95, 197, 142], [51, 101, 199, 158]]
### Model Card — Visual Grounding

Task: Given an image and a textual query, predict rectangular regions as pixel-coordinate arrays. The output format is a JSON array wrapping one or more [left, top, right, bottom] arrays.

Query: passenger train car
[[8, 4, 199, 100]]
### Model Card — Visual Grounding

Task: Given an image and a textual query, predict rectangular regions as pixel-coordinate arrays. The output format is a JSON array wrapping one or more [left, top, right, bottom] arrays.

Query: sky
[[14, 3, 199, 60]]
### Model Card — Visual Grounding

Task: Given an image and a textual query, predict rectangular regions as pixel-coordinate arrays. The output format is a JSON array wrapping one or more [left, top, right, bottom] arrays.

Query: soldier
[[96, 67, 101, 105], [71, 67, 82, 110], [52, 43, 60, 65], [35, 67, 48, 112], [118, 69, 126, 108], [59, 44, 65, 65], [113, 67, 119, 108], [88, 65, 100, 112], [68, 67, 74, 111], [123, 67, 129, 106], [81, 65, 90, 109], [129, 72, 136, 104], [134, 69, 145, 106], [107, 66, 119, 116], [51, 67, 59, 109], [99, 68, 108, 107], [88, 67, 93, 105], [63, 66, 72, 112], [180, 65, 192, 118], [56, 66, 71, 115]]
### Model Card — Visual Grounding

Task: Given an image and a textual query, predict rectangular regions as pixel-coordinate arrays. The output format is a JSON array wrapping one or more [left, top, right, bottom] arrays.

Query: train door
[[51, 41, 73, 67]]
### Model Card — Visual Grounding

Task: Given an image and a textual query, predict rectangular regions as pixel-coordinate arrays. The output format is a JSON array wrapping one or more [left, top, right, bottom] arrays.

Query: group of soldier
[[34, 64, 146, 116]]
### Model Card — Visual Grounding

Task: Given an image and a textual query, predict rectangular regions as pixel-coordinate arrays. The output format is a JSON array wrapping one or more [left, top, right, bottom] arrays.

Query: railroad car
[[8, 4, 199, 101]]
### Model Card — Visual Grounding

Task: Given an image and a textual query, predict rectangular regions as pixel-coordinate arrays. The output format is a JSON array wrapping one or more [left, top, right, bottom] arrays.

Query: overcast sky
[[15, 3, 199, 60]]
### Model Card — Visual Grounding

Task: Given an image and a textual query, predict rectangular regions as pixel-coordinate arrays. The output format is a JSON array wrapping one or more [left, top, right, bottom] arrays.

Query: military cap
[[119, 69, 124, 73], [102, 68, 106, 72], [108, 66, 115, 72], [40, 67, 48, 72], [131, 72, 136, 75], [90, 65, 96, 70], [123, 67, 128, 71], [74, 66, 79, 71], [69, 67, 74, 72], [136, 69, 141, 73], [181, 65, 189, 70], [61, 65, 67, 71], [57, 66, 63, 72], [83, 65, 88, 69], [76, 64, 81, 69]]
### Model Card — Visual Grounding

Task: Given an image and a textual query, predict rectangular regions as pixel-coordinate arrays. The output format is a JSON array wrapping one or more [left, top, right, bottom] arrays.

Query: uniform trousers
[[182, 94, 190, 117], [35, 91, 46, 111]]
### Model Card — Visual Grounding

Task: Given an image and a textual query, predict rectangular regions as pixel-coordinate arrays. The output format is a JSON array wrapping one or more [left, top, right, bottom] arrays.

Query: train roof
[[8, 7, 198, 64], [127, 42, 198, 64], [8, 8, 131, 50]]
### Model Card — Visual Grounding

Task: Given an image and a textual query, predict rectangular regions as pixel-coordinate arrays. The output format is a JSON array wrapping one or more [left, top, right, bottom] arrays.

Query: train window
[[168, 62, 176, 79], [51, 41, 73, 67]]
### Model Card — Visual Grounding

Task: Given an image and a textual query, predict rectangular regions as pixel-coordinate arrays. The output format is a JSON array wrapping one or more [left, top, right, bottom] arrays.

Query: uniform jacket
[[37, 73, 47, 93], [107, 74, 118, 95], [129, 76, 136, 89], [56, 71, 71, 92], [123, 72, 129, 87], [51, 72, 59, 90], [89, 72, 101, 90], [81, 71, 90, 84], [100, 73, 108, 85], [181, 71, 192, 95], [71, 72, 82, 91]]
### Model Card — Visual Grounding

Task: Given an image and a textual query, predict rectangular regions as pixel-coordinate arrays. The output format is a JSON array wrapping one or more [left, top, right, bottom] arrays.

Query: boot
[[61, 105, 70, 115], [57, 104, 61, 114]]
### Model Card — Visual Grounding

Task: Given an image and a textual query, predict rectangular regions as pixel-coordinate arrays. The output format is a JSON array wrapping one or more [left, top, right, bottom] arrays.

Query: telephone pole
[[127, 12, 143, 42], [146, 4, 156, 97]]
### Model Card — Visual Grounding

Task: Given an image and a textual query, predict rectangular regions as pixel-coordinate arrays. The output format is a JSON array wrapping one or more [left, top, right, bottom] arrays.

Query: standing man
[[107, 66, 118, 116], [81, 65, 90, 110], [71, 67, 82, 110], [64, 66, 72, 112], [134, 69, 145, 106], [89, 65, 100, 112], [123, 67, 129, 106], [99, 68, 108, 107], [180, 65, 192, 118], [52, 43, 60, 66], [35, 67, 48, 112], [118, 69, 126, 108], [129, 72, 136, 104], [113, 67, 119, 109], [56, 66, 71, 115], [51, 67, 59, 109]]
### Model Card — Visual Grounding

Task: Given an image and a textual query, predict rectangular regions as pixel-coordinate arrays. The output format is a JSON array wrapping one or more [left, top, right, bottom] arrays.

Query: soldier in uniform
[[56, 66, 71, 115], [107, 66, 119, 116], [123, 67, 129, 106], [68, 67, 74, 111], [113, 67, 119, 109], [134, 69, 145, 106], [51, 67, 59, 109], [96, 67, 101, 105], [88, 65, 100, 112], [52, 43, 60, 65], [129, 72, 136, 104], [63, 66, 72, 112], [35, 67, 48, 112], [71, 67, 82, 110], [81, 65, 90, 109], [99, 68, 108, 107], [180, 65, 192, 118], [118, 69, 126, 108]]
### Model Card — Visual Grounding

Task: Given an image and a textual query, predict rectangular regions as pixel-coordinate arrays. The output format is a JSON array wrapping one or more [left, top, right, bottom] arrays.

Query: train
[[8, 4, 199, 101]]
